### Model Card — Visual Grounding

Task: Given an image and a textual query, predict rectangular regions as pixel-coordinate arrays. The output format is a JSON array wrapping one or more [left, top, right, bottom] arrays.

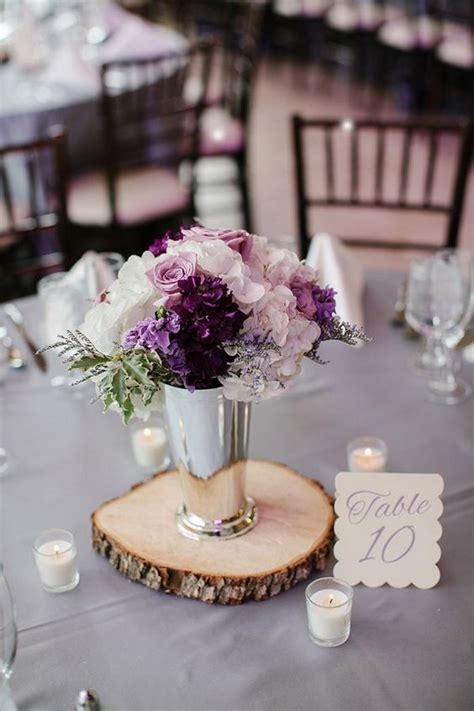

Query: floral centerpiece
[[49, 225, 366, 417], [46, 225, 367, 539]]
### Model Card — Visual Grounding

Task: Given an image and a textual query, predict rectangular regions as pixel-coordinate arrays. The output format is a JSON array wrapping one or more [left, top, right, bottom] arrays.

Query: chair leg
[[237, 154, 252, 233]]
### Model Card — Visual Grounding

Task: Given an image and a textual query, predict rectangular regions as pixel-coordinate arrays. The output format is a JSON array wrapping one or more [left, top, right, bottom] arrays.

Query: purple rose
[[180, 224, 253, 261], [290, 276, 317, 318], [146, 253, 197, 294]]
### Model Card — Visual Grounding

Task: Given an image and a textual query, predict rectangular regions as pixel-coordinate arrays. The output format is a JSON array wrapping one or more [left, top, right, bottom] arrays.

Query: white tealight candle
[[347, 437, 387, 472], [33, 530, 79, 593], [132, 426, 169, 471], [305, 577, 353, 647]]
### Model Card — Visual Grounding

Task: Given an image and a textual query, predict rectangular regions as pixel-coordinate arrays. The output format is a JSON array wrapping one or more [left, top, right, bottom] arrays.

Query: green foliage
[[38, 331, 175, 423]]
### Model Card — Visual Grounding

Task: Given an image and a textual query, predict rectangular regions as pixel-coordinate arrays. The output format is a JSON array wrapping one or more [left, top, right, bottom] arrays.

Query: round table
[[0, 1, 187, 171]]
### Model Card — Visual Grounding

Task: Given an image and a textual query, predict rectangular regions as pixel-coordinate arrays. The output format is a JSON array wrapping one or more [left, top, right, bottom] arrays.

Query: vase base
[[176, 497, 258, 540]]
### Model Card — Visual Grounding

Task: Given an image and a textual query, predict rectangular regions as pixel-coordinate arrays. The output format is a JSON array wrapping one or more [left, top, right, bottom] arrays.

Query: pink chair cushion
[[326, 3, 359, 32], [378, 15, 440, 50], [437, 35, 473, 68], [68, 165, 190, 227], [378, 17, 417, 50], [199, 107, 245, 157]]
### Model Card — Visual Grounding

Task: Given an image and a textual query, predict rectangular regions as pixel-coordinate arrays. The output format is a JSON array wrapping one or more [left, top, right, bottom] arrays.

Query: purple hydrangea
[[312, 286, 337, 325], [148, 229, 183, 257]]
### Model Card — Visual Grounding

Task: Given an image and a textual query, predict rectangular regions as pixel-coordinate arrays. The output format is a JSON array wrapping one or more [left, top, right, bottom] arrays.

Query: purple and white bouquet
[[45, 226, 367, 421]]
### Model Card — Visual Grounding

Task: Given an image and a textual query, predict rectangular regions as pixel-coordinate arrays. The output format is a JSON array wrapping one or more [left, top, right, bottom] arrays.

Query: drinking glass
[[37, 272, 87, 389], [406, 250, 473, 404], [0, 567, 17, 683], [414, 336, 445, 372]]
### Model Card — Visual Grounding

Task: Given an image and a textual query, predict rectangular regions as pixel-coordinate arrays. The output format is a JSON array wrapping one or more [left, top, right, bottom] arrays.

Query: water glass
[[0, 567, 17, 683], [38, 272, 87, 388], [406, 250, 473, 404]]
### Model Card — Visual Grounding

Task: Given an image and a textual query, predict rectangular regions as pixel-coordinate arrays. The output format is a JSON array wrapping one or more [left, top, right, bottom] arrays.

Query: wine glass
[[0, 566, 17, 684], [406, 250, 473, 404]]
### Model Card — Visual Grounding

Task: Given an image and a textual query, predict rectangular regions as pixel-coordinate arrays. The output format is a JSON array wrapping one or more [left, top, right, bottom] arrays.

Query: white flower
[[81, 252, 161, 353]]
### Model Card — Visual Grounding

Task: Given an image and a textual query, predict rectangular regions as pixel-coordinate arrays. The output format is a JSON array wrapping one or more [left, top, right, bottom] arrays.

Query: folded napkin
[[98, 14, 188, 64], [40, 45, 100, 94], [64, 250, 117, 301], [10, 10, 46, 70], [306, 233, 365, 337]]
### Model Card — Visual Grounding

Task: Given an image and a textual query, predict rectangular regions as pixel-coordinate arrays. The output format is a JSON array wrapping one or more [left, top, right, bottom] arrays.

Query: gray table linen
[[0, 270, 472, 711]]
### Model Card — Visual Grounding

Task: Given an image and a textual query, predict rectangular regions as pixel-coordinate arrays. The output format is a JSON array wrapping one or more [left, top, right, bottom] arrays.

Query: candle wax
[[307, 589, 351, 641], [132, 427, 168, 469], [349, 446, 386, 472], [34, 540, 78, 589]]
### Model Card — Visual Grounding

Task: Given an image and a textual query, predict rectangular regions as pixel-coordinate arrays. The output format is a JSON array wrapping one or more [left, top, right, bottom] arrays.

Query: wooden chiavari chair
[[292, 115, 473, 258], [0, 129, 67, 300], [67, 41, 214, 260]]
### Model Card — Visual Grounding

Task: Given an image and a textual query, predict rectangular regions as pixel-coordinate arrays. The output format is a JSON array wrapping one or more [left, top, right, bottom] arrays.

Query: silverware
[[0, 327, 26, 369], [3, 304, 47, 372]]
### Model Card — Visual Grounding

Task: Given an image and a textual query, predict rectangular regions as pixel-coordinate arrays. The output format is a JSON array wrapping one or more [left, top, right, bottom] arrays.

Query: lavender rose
[[180, 225, 253, 261], [146, 252, 197, 294], [290, 276, 317, 318]]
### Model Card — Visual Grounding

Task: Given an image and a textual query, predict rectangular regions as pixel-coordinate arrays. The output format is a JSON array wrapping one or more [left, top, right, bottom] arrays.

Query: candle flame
[[53, 544, 60, 555], [363, 448, 372, 457], [328, 593, 335, 605], [143, 428, 152, 438]]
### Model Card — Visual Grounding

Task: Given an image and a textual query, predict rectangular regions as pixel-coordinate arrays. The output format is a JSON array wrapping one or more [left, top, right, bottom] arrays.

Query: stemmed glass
[[0, 566, 17, 685], [406, 250, 473, 404]]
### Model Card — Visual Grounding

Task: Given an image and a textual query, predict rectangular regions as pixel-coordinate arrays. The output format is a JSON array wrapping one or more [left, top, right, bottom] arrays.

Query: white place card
[[333, 472, 444, 589]]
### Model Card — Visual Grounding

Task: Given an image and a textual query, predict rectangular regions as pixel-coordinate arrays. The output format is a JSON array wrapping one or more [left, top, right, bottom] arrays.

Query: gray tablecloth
[[1, 271, 473, 711]]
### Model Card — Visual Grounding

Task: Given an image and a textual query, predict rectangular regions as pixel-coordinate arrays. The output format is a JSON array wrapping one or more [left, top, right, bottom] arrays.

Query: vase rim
[[163, 383, 226, 401]]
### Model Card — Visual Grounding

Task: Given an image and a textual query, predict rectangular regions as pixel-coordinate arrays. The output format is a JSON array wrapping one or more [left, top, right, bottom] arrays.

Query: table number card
[[333, 472, 444, 589]]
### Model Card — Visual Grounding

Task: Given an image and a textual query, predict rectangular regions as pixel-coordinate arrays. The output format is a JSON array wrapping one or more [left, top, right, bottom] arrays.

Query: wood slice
[[92, 460, 334, 605]]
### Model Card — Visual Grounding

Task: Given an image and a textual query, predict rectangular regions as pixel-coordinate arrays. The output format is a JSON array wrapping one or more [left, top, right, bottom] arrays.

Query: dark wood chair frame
[[0, 129, 68, 296], [100, 41, 214, 225], [194, 1, 266, 233], [292, 115, 473, 258], [66, 42, 215, 262]]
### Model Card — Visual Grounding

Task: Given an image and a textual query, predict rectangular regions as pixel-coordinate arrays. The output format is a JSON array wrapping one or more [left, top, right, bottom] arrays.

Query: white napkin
[[10, 9, 46, 70], [98, 15, 188, 64], [40, 45, 100, 94], [306, 233, 365, 338], [64, 251, 116, 301]]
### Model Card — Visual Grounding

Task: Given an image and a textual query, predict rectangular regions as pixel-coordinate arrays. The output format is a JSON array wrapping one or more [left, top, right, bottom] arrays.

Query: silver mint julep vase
[[163, 384, 258, 540]]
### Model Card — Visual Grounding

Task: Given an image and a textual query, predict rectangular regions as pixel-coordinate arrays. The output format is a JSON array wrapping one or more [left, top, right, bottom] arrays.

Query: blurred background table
[[1, 270, 472, 710], [0, 0, 187, 169]]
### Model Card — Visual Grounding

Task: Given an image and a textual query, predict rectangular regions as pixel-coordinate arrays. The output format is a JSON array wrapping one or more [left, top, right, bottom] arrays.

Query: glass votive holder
[[305, 577, 353, 648], [130, 412, 170, 476], [347, 436, 387, 473], [33, 529, 80, 593]]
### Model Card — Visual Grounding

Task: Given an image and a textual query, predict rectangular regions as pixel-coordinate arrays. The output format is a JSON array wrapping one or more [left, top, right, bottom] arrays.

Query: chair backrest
[[0, 129, 67, 297], [184, 0, 266, 123], [99, 41, 215, 225], [292, 115, 473, 257], [220, 2, 266, 123]]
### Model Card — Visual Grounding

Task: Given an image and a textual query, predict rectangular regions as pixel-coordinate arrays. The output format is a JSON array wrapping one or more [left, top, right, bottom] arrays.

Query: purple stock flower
[[312, 286, 337, 325], [148, 229, 183, 257], [122, 313, 181, 354], [122, 275, 246, 390]]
